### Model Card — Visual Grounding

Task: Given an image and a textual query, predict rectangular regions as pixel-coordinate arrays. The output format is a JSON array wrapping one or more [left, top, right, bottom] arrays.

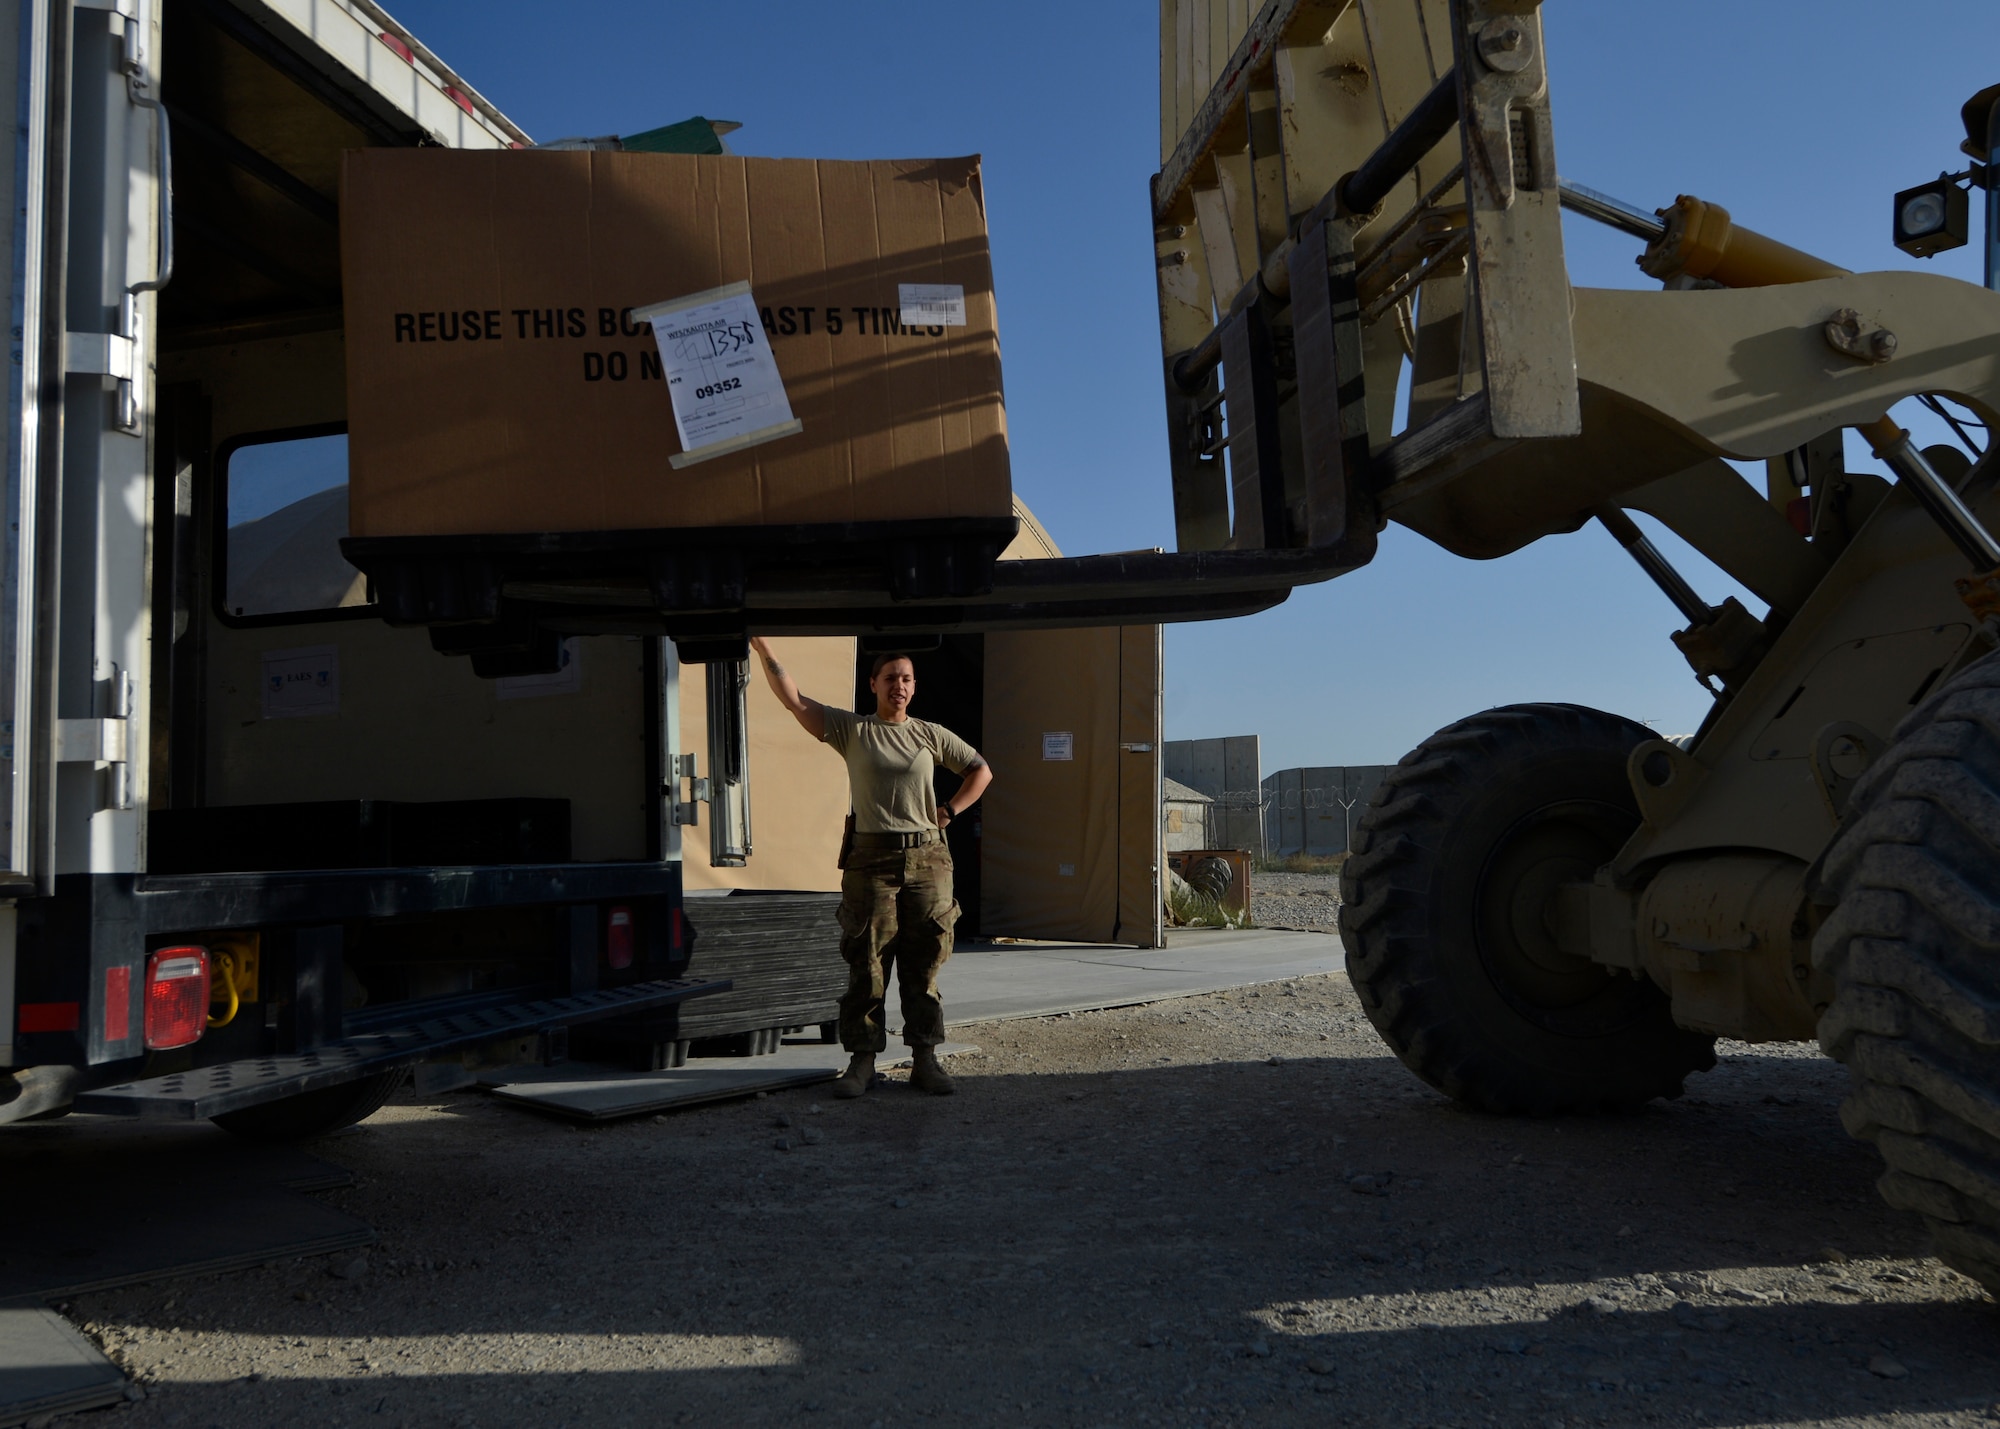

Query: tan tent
[[979, 622, 1162, 946], [678, 633, 855, 893], [677, 498, 1163, 947]]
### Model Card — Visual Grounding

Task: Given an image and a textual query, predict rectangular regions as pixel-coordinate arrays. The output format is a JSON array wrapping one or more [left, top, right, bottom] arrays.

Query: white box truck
[[0, 0, 730, 1137], [0, 0, 1279, 1139]]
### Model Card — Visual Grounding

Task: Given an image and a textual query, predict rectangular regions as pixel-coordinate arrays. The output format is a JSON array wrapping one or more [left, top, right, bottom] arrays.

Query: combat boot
[[908, 1045, 956, 1096], [831, 1053, 875, 1099]]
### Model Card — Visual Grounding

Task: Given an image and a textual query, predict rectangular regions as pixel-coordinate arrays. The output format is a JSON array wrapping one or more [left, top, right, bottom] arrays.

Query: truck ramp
[[76, 978, 728, 1120], [482, 1041, 979, 1122]]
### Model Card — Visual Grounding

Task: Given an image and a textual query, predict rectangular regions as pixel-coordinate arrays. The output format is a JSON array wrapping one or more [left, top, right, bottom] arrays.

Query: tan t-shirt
[[820, 706, 979, 834]]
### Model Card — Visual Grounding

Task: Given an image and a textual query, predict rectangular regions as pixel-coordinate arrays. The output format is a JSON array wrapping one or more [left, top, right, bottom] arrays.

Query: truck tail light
[[669, 906, 687, 958], [145, 946, 209, 1050], [104, 965, 132, 1043], [606, 907, 634, 970]]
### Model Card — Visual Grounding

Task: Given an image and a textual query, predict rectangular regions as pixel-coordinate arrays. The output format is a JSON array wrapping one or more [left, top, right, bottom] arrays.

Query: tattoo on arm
[[764, 659, 786, 680], [964, 755, 988, 769]]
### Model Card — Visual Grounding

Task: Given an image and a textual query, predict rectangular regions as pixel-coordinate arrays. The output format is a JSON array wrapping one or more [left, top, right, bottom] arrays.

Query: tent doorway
[[980, 625, 1162, 948]]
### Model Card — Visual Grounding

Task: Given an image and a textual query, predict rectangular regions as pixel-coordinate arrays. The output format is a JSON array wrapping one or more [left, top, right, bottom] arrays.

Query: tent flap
[[981, 623, 1161, 947], [1116, 625, 1164, 948]]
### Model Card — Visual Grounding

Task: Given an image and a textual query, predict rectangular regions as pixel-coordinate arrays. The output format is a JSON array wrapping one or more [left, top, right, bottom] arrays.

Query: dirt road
[[60, 955, 2000, 1429]]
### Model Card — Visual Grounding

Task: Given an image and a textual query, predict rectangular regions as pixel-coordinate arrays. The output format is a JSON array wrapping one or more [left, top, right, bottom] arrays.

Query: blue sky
[[388, 0, 1998, 773]]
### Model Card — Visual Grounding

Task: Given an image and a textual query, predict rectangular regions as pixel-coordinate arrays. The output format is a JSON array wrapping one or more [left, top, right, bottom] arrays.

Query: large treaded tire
[[210, 1069, 406, 1142], [1816, 646, 2000, 1294], [1338, 703, 1717, 1114]]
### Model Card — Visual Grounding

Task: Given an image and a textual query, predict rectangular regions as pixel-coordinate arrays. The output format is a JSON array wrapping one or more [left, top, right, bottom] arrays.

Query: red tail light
[[670, 907, 687, 957], [104, 965, 131, 1043], [606, 907, 634, 970], [145, 946, 209, 1050]]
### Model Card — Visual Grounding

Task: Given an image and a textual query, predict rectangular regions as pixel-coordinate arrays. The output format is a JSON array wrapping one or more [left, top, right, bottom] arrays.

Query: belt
[[850, 829, 941, 849]]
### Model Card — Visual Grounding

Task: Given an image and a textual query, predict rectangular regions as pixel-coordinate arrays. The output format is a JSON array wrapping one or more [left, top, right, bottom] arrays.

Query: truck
[[0, 0, 1243, 1143], [1152, 0, 2000, 1292], [0, 0, 759, 1139]]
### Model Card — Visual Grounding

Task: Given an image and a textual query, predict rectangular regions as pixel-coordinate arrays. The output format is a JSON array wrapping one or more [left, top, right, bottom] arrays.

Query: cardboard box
[[340, 150, 1011, 537]]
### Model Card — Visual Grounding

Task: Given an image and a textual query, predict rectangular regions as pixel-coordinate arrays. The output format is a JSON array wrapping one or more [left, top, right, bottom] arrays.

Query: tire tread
[[1818, 645, 2000, 1294]]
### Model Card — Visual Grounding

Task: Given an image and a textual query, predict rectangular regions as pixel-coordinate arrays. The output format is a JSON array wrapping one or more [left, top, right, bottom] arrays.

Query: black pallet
[[341, 518, 1018, 673], [574, 892, 842, 1066], [678, 892, 844, 1040], [76, 977, 728, 1119], [337, 516, 1380, 666]]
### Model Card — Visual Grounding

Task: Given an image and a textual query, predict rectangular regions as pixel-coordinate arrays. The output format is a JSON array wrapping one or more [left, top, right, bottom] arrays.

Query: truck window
[[218, 427, 370, 621]]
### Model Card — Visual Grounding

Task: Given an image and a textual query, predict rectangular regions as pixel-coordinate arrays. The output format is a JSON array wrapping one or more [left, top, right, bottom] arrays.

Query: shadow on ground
[[30, 1033, 2000, 1428]]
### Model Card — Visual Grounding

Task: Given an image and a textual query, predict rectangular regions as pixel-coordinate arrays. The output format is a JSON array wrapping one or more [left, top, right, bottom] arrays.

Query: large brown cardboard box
[[340, 150, 1011, 537]]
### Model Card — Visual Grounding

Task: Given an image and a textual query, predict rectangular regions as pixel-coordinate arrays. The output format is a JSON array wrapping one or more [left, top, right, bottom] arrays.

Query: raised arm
[[749, 636, 825, 741]]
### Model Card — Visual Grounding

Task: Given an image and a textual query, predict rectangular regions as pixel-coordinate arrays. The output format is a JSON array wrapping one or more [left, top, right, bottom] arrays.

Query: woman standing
[[749, 637, 993, 1097]]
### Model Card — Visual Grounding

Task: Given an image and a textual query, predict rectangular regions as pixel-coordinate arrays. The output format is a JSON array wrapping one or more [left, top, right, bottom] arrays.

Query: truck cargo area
[[0, 0, 744, 1133]]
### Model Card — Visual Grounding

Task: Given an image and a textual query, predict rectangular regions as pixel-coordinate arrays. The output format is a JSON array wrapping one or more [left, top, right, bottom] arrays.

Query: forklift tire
[[210, 1069, 407, 1142], [1816, 646, 2000, 1295], [1338, 703, 1717, 1114]]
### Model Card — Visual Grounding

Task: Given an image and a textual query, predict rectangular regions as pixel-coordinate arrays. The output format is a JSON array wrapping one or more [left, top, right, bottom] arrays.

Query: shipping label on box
[[340, 151, 1014, 538], [632, 281, 802, 467], [898, 283, 966, 328]]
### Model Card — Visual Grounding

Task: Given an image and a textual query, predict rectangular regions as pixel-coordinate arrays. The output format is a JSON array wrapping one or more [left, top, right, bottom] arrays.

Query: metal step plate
[[76, 978, 729, 1120]]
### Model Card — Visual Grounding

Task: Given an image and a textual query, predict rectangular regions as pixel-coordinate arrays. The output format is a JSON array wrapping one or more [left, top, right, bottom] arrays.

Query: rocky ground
[[47, 958, 2000, 1429], [1251, 870, 1342, 932]]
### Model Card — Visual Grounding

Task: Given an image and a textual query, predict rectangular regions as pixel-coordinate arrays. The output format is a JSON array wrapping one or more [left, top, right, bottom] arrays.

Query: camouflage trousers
[[835, 841, 958, 1053]]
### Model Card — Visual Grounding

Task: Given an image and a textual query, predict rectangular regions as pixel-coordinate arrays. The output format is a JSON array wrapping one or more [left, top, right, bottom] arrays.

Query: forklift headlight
[[1893, 176, 1969, 257], [1901, 191, 1946, 237]]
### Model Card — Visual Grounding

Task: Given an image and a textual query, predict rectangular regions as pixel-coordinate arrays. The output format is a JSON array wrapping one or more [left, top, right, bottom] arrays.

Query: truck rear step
[[75, 978, 728, 1119]]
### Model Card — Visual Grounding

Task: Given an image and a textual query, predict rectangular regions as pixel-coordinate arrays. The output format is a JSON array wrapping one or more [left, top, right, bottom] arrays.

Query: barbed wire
[[1271, 786, 1378, 811], [1173, 786, 1382, 812], [1211, 789, 1273, 808]]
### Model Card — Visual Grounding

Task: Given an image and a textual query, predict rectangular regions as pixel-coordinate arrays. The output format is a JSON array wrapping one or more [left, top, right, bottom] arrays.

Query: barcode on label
[[898, 283, 967, 328]]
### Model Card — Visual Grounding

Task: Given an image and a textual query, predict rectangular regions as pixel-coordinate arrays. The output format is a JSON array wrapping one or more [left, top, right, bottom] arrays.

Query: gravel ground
[[51, 965, 2000, 1429], [1252, 870, 1341, 931]]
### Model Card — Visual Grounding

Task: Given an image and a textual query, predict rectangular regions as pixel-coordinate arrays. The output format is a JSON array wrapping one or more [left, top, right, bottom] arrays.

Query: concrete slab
[[483, 1042, 978, 1122], [911, 927, 1341, 1030], [0, 1306, 125, 1425], [482, 927, 1334, 1122]]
